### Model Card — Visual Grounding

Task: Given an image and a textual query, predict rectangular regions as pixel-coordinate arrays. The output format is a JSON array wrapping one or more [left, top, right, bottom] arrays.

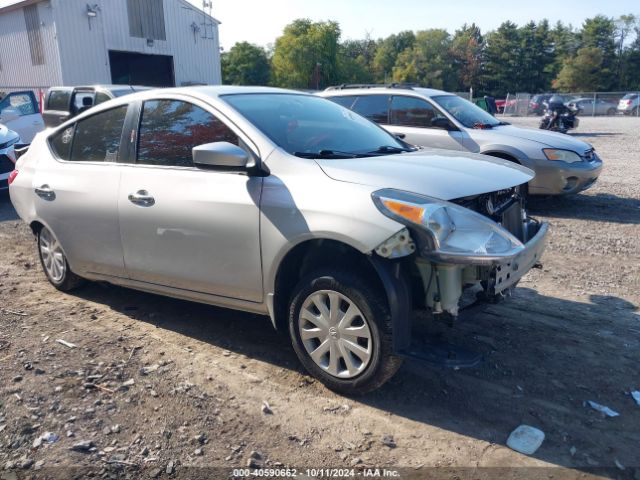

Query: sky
[[186, 0, 639, 50]]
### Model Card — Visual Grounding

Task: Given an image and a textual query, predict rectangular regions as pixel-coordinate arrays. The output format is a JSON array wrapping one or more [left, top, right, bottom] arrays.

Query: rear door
[[43, 88, 74, 128], [385, 95, 466, 150], [33, 105, 129, 277], [118, 96, 263, 302], [0, 91, 44, 143]]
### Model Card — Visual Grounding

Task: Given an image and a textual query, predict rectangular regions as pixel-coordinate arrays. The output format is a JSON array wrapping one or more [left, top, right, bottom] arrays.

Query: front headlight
[[373, 189, 523, 259], [543, 148, 582, 163]]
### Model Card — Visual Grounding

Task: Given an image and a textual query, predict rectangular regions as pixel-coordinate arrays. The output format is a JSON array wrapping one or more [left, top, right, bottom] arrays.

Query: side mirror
[[431, 117, 453, 130], [192, 142, 249, 169], [1, 108, 20, 123]]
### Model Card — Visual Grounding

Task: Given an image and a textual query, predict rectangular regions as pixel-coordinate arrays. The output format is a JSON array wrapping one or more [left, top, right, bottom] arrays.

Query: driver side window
[[389, 96, 443, 129], [137, 99, 240, 168]]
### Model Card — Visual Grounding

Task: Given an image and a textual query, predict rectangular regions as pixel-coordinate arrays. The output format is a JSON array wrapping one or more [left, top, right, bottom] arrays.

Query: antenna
[[200, 0, 214, 40]]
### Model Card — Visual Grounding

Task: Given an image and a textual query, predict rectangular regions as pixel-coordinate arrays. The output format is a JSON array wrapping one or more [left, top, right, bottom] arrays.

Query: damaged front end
[[371, 186, 548, 363]]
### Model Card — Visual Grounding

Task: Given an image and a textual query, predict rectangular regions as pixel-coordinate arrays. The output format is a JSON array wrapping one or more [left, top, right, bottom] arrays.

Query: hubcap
[[39, 228, 66, 283], [298, 290, 373, 379]]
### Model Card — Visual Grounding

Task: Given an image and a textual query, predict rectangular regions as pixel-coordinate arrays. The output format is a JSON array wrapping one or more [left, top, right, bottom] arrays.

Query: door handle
[[34, 184, 55, 201], [128, 190, 155, 207]]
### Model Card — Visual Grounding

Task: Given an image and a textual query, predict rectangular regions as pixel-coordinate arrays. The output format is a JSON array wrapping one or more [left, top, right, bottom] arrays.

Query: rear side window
[[136, 99, 239, 168], [389, 96, 439, 128], [328, 95, 357, 109], [50, 106, 128, 162], [351, 95, 389, 123], [95, 92, 111, 105], [47, 90, 71, 111]]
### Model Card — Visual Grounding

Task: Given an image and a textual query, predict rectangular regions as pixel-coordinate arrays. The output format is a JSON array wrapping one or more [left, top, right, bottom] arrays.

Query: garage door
[[109, 51, 175, 87]]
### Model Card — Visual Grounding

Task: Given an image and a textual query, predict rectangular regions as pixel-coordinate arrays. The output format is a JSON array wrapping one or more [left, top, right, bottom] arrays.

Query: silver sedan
[[10, 86, 547, 393]]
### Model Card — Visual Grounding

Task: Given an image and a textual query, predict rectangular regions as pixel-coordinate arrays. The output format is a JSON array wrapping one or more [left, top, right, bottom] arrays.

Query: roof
[[0, 0, 221, 23], [320, 85, 452, 98]]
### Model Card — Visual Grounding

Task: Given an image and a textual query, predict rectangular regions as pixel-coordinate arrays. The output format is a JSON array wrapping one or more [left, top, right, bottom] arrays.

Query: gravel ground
[[0, 116, 638, 479]]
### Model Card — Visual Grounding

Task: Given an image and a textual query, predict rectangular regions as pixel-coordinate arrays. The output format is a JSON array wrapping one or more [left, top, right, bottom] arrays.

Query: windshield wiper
[[293, 150, 365, 159], [371, 145, 414, 154]]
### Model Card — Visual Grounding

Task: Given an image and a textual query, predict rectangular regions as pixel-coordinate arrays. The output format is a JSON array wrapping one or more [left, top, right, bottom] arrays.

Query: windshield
[[222, 93, 408, 158], [431, 95, 501, 129]]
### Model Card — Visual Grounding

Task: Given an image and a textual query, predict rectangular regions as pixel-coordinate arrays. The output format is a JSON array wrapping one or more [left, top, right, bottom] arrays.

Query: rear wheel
[[38, 227, 84, 291], [288, 268, 402, 395], [606, 108, 616, 116]]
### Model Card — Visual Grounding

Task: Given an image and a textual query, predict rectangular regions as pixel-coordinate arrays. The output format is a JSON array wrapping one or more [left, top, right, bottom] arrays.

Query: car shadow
[[569, 132, 618, 138], [72, 282, 639, 474], [527, 193, 640, 224]]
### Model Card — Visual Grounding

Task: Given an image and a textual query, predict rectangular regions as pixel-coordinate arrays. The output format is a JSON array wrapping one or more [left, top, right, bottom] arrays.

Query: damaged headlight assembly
[[372, 189, 525, 265]]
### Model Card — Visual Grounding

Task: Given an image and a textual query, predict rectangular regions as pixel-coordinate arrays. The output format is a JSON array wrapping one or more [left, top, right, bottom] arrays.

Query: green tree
[[579, 15, 617, 89], [392, 29, 452, 89], [450, 24, 484, 91], [271, 19, 341, 89], [553, 46, 605, 91], [548, 21, 579, 82], [337, 38, 376, 84], [221, 42, 270, 86], [483, 21, 522, 96], [517, 20, 554, 93], [372, 31, 415, 82]]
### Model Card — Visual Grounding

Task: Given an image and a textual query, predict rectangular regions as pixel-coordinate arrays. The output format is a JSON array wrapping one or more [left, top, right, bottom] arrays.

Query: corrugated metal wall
[[53, 0, 221, 86], [0, 1, 63, 87], [0, 0, 221, 88]]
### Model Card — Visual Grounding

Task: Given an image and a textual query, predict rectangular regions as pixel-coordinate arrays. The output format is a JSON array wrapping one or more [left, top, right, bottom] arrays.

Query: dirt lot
[[1, 116, 639, 479]]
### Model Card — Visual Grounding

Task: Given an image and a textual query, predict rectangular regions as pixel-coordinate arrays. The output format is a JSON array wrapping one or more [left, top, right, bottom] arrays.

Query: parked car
[[319, 85, 603, 196], [0, 90, 45, 143], [9, 86, 548, 394], [565, 98, 617, 116], [43, 85, 150, 128], [528, 94, 553, 115], [617, 93, 639, 115], [0, 124, 20, 190]]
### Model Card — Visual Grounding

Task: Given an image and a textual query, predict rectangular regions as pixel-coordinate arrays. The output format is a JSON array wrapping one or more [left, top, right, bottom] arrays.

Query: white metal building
[[0, 0, 222, 88]]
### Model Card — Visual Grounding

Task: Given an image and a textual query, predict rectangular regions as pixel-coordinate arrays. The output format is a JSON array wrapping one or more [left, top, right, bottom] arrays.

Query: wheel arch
[[270, 238, 387, 332]]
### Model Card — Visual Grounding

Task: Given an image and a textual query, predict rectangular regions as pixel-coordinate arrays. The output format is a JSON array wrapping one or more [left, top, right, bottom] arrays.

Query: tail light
[[8, 170, 18, 185]]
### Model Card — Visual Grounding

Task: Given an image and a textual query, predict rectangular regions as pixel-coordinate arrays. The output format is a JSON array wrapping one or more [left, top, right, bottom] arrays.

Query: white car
[[0, 123, 20, 190], [0, 91, 45, 144]]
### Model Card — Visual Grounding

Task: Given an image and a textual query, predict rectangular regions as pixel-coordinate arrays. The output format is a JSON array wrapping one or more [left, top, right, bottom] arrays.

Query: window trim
[[122, 94, 261, 172], [47, 104, 130, 165]]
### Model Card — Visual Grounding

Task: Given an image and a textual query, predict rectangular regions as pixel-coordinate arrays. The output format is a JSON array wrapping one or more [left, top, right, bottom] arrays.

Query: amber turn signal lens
[[382, 199, 424, 224]]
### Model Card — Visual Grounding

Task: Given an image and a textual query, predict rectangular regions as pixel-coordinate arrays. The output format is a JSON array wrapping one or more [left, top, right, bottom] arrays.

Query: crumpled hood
[[316, 149, 534, 201], [484, 125, 592, 152], [0, 124, 20, 147]]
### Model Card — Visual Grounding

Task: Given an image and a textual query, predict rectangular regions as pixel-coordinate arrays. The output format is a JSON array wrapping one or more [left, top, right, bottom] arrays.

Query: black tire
[[37, 227, 85, 292], [288, 268, 402, 395], [606, 108, 616, 116]]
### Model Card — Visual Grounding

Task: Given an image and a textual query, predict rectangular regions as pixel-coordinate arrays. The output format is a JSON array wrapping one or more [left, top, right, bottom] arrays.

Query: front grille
[[451, 186, 526, 242], [0, 154, 15, 175]]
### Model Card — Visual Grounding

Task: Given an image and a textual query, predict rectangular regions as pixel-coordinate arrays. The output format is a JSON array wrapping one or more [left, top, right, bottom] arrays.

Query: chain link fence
[[500, 91, 640, 117]]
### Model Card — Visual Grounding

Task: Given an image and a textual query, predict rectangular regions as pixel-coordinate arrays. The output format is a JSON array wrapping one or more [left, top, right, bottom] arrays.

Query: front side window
[[137, 99, 239, 167], [351, 95, 390, 124], [47, 90, 71, 111], [0, 92, 37, 116], [431, 95, 501, 128], [49, 106, 127, 162], [389, 96, 442, 128]]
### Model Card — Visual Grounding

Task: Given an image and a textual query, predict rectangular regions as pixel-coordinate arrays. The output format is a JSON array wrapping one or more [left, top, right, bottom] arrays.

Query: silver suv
[[9, 86, 548, 394], [319, 85, 603, 195]]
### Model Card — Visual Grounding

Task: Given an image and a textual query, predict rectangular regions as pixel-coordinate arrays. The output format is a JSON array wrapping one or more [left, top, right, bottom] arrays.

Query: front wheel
[[38, 226, 85, 291], [288, 268, 402, 395]]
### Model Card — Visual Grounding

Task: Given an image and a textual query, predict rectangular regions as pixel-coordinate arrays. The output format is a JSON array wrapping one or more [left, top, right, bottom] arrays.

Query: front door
[[385, 95, 466, 150], [118, 98, 263, 302], [0, 91, 45, 143]]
